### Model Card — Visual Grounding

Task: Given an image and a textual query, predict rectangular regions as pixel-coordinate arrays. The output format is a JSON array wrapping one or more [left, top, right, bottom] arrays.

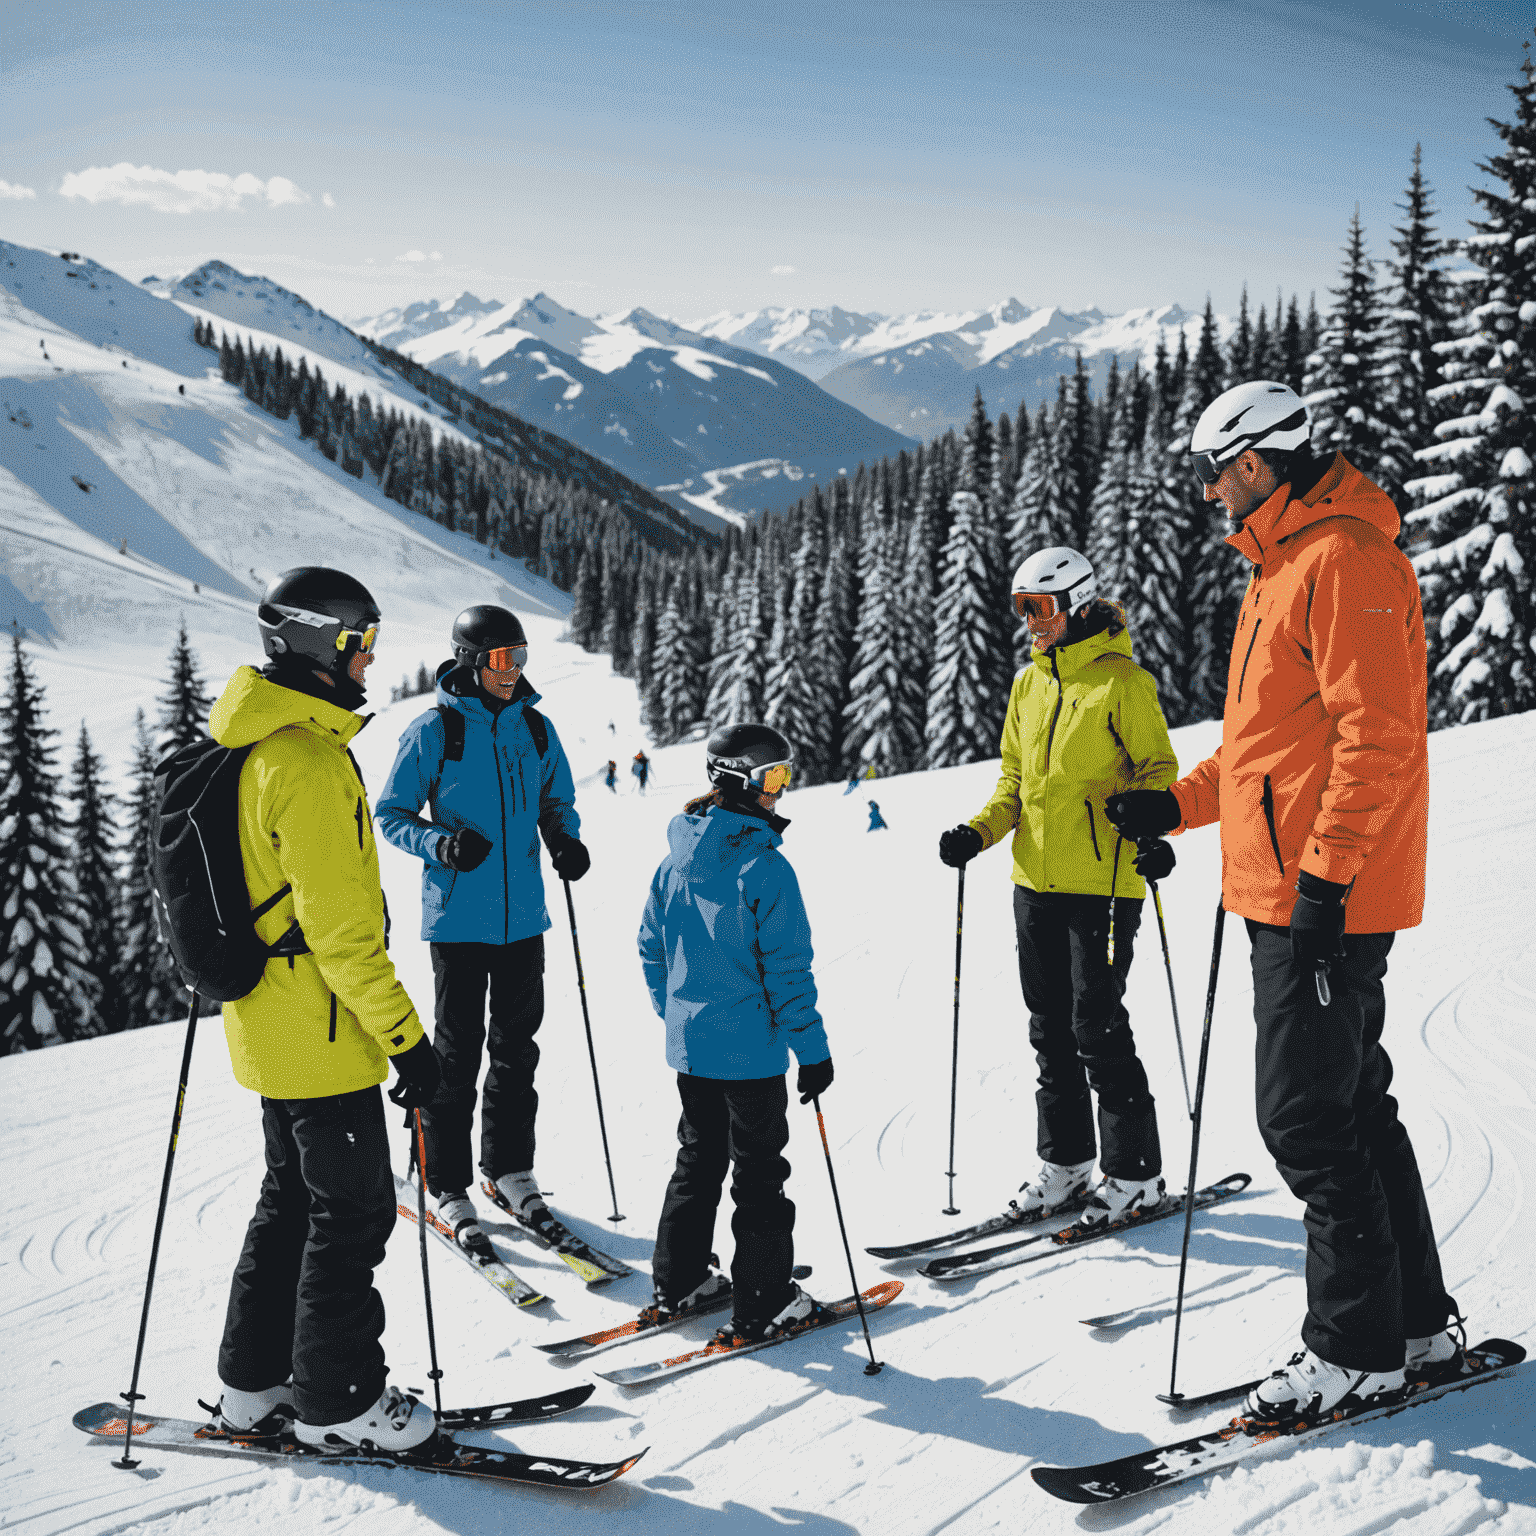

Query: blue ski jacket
[[375, 668, 579, 944], [638, 803, 830, 1080]]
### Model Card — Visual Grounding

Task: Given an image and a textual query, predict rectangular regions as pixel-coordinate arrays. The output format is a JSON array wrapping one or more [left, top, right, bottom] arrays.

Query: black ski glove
[[1290, 870, 1347, 985], [797, 1056, 835, 1105], [442, 827, 492, 872], [1103, 789, 1181, 840], [548, 834, 591, 882], [1133, 838, 1176, 882], [387, 1035, 442, 1117], [939, 825, 984, 868]]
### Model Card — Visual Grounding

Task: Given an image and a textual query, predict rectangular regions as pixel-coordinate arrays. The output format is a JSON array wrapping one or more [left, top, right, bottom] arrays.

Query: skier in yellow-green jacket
[[938, 547, 1178, 1234], [207, 567, 440, 1457]]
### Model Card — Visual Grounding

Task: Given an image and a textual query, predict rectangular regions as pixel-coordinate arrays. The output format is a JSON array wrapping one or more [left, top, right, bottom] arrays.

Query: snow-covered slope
[[355, 291, 915, 521], [3, 677, 1533, 1533]]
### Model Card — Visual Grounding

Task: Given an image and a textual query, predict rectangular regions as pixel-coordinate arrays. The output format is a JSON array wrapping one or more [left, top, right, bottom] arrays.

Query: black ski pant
[[1247, 922, 1456, 1372], [1014, 886, 1161, 1180], [218, 1086, 393, 1426], [652, 1072, 796, 1327], [421, 936, 544, 1194]]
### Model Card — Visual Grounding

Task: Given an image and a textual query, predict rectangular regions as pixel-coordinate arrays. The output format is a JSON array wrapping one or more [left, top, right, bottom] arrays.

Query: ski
[[919, 1174, 1251, 1283], [481, 1179, 633, 1285], [865, 1191, 1092, 1260], [535, 1266, 813, 1360], [596, 1281, 903, 1387], [394, 1175, 548, 1308], [439, 1384, 595, 1427], [74, 1402, 645, 1490], [1031, 1338, 1525, 1504]]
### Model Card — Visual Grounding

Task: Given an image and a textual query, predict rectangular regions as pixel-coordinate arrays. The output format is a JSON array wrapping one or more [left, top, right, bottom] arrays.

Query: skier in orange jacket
[[1105, 382, 1459, 1428]]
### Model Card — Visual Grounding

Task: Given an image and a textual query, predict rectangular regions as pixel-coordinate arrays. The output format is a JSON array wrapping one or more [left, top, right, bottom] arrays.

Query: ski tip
[[74, 1402, 126, 1434], [1218, 1172, 1253, 1192], [1154, 1392, 1185, 1406], [1030, 1465, 1111, 1504]]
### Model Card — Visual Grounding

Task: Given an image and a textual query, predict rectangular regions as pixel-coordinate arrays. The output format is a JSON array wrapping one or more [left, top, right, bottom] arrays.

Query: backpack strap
[[437, 704, 466, 764], [523, 705, 549, 759]]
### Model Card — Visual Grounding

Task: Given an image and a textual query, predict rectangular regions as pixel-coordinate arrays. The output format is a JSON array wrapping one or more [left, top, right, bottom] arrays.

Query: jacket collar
[[1226, 453, 1400, 570], [436, 665, 542, 724], [210, 666, 366, 750], [1030, 620, 1134, 681]]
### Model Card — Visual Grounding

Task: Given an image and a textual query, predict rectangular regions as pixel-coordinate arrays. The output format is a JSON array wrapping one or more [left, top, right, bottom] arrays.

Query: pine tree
[[1304, 207, 1391, 481], [1086, 387, 1138, 604], [1227, 284, 1253, 386], [568, 543, 603, 650], [1280, 294, 1307, 393], [119, 710, 183, 1031], [66, 724, 124, 1036], [1407, 43, 1536, 725], [157, 623, 212, 756], [1378, 145, 1452, 516], [0, 629, 90, 1052], [1251, 299, 1277, 380], [806, 537, 856, 779], [765, 519, 831, 780], [959, 390, 994, 503], [926, 491, 1012, 768]]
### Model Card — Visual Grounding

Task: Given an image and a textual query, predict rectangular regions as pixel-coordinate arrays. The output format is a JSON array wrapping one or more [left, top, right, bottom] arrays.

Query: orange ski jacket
[[1170, 455, 1428, 933]]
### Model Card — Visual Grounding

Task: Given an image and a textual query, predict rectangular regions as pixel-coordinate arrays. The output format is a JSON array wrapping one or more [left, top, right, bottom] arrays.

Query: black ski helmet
[[706, 721, 793, 793], [451, 604, 528, 669], [258, 567, 381, 681]]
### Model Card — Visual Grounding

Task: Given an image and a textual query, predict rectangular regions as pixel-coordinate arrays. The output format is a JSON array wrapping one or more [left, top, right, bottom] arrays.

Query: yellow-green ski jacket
[[968, 622, 1178, 899], [210, 667, 425, 1099]]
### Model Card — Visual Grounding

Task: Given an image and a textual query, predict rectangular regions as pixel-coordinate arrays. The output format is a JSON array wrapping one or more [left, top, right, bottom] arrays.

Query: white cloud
[[395, 249, 444, 263], [322, 193, 335, 208], [770, 264, 797, 276], [0, 180, 38, 201], [57, 162, 313, 214]]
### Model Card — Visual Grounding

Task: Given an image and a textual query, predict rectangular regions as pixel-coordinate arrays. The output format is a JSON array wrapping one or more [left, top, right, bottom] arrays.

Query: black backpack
[[436, 701, 548, 764], [151, 738, 308, 1003]]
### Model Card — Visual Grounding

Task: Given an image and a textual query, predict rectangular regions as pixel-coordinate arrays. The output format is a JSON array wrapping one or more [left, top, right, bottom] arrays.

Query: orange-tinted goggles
[[1014, 592, 1063, 622], [482, 645, 527, 673], [335, 624, 380, 654], [753, 760, 793, 795]]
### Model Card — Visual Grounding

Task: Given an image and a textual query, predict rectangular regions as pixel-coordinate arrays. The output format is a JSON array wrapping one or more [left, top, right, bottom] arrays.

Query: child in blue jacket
[[637, 723, 835, 1343]]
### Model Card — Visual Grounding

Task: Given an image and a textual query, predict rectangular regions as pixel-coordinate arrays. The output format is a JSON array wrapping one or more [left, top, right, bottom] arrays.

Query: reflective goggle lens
[[754, 761, 793, 794], [1189, 451, 1228, 487], [1013, 592, 1061, 622], [336, 624, 380, 654], [484, 645, 527, 673]]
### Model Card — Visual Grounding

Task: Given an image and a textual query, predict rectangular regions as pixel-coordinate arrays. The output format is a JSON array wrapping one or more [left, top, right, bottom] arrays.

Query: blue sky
[[2, 1, 1530, 324]]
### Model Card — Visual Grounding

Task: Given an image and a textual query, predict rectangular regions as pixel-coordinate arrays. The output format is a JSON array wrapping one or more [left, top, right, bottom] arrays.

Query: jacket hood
[[434, 665, 542, 722], [1030, 619, 1134, 682], [210, 665, 365, 749], [1228, 454, 1400, 569], [665, 804, 781, 883]]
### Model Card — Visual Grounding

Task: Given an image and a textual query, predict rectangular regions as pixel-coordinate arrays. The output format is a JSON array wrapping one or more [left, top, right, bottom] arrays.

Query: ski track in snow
[[3, 258, 1535, 1534]]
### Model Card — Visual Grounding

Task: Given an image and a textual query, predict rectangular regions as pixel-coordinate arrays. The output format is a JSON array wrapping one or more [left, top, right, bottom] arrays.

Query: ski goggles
[[1189, 450, 1234, 487], [476, 644, 528, 673], [1014, 591, 1066, 622], [751, 760, 794, 795], [335, 623, 380, 655]]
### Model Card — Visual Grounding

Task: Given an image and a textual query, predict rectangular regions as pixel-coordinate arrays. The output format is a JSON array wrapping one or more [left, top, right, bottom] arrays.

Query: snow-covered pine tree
[[157, 622, 212, 756], [1280, 294, 1307, 394], [926, 491, 1012, 768], [568, 543, 603, 650], [959, 388, 994, 502], [1251, 298, 1277, 381], [765, 516, 832, 781], [807, 535, 856, 779], [1378, 145, 1453, 517], [1061, 356, 1097, 548], [1227, 284, 1253, 387], [118, 710, 183, 1032], [1304, 207, 1391, 483], [1406, 43, 1536, 725], [1008, 403, 1059, 670], [1086, 386, 1138, 605], [714, 547, 769, 725], [0, 629, 90, 1052], [703, 542, 745, 727], [66, 723, 124, 1036]]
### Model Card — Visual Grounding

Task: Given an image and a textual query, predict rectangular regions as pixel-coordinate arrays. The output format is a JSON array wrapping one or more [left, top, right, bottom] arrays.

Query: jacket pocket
[[1237, 617, 1262, 703], [1260, 775, 1286, 875], [328, 992, 337, 1044], [1084, 800, 1103, 861]]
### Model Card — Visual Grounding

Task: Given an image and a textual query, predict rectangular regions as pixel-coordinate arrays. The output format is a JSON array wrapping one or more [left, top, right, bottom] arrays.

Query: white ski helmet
[[1011, 546, 1097, 620], [1188, 380, 1310, 484]]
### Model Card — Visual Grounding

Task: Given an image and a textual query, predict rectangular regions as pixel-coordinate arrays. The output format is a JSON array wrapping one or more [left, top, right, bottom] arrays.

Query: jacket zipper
[[1237, 616, 1262, 703], [1044, 654, 1065, 768], [354, 798, 365, 850], [328, 992, 337, 1043], [1261, 775, 1286, 875], [1085, 801, 1103, 861], [493, 710, 510, 945]]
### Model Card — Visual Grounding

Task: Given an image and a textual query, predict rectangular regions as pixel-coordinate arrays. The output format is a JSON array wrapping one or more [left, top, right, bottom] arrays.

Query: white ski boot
[[1012, 1158, 1096, 1218], [294, 1384, 436, 1453], [642, 1268, 730, 1325], [1245, 1348, 1405, 1423], [491, 1169, 550, 1225], [435, 1188, 483, 1249], [1407, 1316, 1468, 1382], [716, 1283, 830, 1344], [215, 1380, 294, 1432], [1075, 1173, 1166, 1230]]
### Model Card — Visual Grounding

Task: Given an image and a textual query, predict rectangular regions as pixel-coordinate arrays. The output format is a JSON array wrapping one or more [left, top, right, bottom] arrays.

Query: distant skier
[[632, 749, 650, 794], [605, 759, 618, 793], [1105, 381, 1461, 1425], [844, 768, 862, 796], [939, 547, 1178, 1234], [208, 567, 439, 1453], [637, 722, 835, 1343], [376, 604, 588, 1250], [867, 800, 888, 832]]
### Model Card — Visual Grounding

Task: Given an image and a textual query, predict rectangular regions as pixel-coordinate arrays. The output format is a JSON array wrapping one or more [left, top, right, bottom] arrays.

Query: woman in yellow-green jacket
[[938, 547, 1178, 1233]]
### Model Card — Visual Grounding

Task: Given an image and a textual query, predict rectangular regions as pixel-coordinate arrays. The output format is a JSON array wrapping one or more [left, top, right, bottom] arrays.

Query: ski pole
[[813, 1097, 883, 1376], [410, 1109, 444, 1413], [115, 989, 200, 1469], [563, 878, 624, 1223], [1106, 836, 1123, 967], [943, 866, 965, 1215], [1147, 871, 1193, 1119], [1157, 899, 1226, 1406]]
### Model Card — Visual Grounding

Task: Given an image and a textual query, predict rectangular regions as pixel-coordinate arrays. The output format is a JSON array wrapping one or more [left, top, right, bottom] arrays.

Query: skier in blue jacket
[[637, 722, 836, 1344], [376, 605, 587, 1248]]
